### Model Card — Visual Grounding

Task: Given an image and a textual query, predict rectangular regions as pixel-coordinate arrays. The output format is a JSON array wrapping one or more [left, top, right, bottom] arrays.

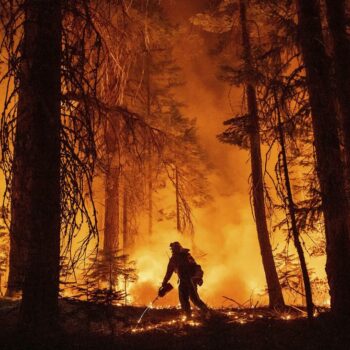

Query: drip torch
[[134, 283, 173, 329]]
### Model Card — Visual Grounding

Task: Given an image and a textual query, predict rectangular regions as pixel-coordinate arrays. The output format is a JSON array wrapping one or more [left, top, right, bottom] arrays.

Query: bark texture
[[19, 0, 62, 328]]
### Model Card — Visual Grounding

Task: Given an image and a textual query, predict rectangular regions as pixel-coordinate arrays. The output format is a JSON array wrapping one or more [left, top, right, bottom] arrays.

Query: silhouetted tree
[[124, 3, 211, 240], [250, 5, 315, 316], [1, 0, 105, 302], [274, 88, 313, 318], [0, 210, 9, 296], [324, 0, 350, 171], [296, 0, 350, 317], [239, 0, 284, 309], [216, 0, 285, 308], [103, 117, 121, 255], [6, 83, 31, 297], [18, 0, 62, 328]]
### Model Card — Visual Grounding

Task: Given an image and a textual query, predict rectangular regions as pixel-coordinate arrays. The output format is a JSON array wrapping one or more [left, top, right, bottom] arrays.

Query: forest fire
[[131, 316, 202, 334], [128, 307, 308, 335], [1, 0, 350, 349]]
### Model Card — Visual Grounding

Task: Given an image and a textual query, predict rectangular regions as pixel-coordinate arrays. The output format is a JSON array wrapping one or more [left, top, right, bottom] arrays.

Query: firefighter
[[161, 241, 209, 318]]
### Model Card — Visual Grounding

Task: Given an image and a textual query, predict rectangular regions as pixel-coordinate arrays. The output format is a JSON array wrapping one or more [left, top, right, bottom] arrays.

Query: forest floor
[[0, 298, 349, 350]]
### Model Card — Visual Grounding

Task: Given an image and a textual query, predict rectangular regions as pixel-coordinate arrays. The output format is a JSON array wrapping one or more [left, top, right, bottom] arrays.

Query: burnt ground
[[0, 298, 349, 350]]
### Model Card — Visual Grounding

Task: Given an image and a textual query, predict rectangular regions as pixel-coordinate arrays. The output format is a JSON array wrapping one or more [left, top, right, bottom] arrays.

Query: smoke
[[127, 0, 271, 308], [130, 203, 268, 308], [0, 0, 327, 307], [129, 0, 327, 308], [168, 0, 269, 307]]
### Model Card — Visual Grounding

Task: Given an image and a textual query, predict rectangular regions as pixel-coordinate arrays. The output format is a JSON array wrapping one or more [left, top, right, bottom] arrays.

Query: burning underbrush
[[128, 307, 309, 335], [0, 297, 322, 335], [1, 297, 346, 350], [58, 298, 323, 337]]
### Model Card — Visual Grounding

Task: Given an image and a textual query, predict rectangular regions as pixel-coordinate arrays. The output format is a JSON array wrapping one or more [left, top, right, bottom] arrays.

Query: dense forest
[[1, 0, 350, 349]]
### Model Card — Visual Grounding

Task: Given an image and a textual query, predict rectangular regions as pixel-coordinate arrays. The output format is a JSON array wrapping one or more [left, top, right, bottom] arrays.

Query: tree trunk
[[239, 0, 285, 308], [325, 0, 350, 171], [275, 92, 314, 319], [20, 0, 61, 328], [145, 50, 153, 237], [175, 166, 181, 233], [148, 146, 153, 237], [103, 112, 120, 256], [122, 189, 129, 253], [297, 0, 350, 317], [104, 165, 120, 255], [6, 79, 31, 297]]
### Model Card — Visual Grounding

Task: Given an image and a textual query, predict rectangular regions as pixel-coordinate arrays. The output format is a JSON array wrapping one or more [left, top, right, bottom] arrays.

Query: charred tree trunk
[[145, 50, 153, 237], [103, 114, 120, 256], [325, 0, 350, 171], [6, 81, 31, 297], [275, 93, 314, 319], [239, 0, 285, 308], [297, 0, 350, 317], [175, 166, 181, 233], [122, 189, 129, 253], [148, 146, 153, 237], [104, 165, 120, 255], [20, 0, 61, 328]]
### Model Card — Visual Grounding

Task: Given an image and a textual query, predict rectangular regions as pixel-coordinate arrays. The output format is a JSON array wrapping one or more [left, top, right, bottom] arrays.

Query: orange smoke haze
[[0, 0, 328, 308], [128, 19, 270, 306], [129, 0, 327, 308]]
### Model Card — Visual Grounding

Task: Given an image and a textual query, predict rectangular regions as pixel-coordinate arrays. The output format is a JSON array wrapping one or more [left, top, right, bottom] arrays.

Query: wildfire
[[131, 316, 202, 334], [323, 299, 331, 307], [129, 307, 307, 335]]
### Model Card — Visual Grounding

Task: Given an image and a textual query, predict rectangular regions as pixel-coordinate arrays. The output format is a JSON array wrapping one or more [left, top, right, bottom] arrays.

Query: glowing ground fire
[[128, 308, 315, 335]]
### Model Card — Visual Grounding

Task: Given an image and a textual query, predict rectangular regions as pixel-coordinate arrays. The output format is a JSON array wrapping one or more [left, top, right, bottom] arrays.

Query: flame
[[131, 317, 202, 334], [0, 0, 330, 311], [128, 218, 273, 308]]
